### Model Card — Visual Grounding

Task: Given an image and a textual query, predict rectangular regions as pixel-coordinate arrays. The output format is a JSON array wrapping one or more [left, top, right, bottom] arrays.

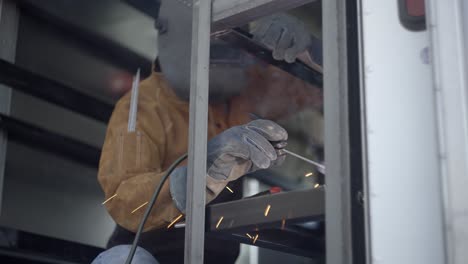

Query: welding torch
[[249, 113, 325, 173]]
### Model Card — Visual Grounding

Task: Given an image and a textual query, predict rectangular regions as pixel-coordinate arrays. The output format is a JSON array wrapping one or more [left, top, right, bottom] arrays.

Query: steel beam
[[0, 226, 102, 263], [123, 0, 161, 20], [323, 0, 354, 263], [427, 0, 468, 263], [0, 0, 19, 216], [15, 0, 153, 77], [207, 188, 325, 258], [212, 0, 316, 31], [184, 0, 212, 263], [0, 114, 101, 168], [208, 229, 324, 259], [207, 188, 324, 232], [0, 59, 113, 122]]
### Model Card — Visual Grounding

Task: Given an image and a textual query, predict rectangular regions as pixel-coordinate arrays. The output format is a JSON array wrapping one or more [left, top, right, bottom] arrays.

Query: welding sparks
[[131, 201, 148, 214], [314, 183, 320, 188], [305, 172, 314, 177], [216, 216, 224, 229], [246, 233, 253, 239], [281, 219, 286, 230], [252, 234, 259, 244], [225, 186, 234, 193], [102, 193, 117, 205], [167, 214, 184, 229], [264, 205, 271, 217]]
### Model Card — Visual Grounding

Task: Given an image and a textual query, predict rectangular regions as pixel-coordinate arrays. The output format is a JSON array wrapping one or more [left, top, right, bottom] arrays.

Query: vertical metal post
[[0, 0, 19, 215], [323, 0, 354, 263], [427, 0, 468, 263], [185, 0, 211, 263]]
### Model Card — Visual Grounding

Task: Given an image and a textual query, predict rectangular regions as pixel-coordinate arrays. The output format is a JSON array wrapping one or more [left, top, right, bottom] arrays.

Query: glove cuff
[[169, 166, 188, 213], [169, 166, 229, 213]]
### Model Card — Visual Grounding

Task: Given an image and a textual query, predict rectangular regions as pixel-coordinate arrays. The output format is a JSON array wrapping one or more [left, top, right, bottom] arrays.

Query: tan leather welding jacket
[[99, 73, 234, 233]]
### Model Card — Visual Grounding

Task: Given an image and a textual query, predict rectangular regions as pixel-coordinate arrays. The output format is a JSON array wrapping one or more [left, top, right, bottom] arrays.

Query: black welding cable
[[125, 153, 188, 264]]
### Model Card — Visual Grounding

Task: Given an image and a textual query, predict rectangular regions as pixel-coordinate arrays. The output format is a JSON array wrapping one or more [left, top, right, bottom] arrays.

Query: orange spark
[[264, 205, 271, 216], [167, 214, 184, 229], [102, 193, 117, 205], [131, 201, 148, 214], [253, 234, 259, 244], [216, 216, 224, 229]]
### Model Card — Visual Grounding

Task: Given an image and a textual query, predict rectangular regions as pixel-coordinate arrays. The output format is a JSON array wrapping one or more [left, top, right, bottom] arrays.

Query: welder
[[93, 0, 322, 263]]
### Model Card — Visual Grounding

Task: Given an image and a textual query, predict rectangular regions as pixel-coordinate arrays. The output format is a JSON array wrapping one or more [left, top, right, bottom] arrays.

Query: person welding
[[93, 0, 322, 263]]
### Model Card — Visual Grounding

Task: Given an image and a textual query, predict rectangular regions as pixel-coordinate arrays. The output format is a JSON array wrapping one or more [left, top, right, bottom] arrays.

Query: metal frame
[[0, 1, 328, 262], [322, 0, 354, 263], [0, 0, 19, 216], [15, 0, 153, 77], [0, 113, 101, 168], [123, 0, 161, 20], [207, 188, 324, 232], [212, 0, 316, 31], [207, 189, 325, 259], [184, 1, 324, 263], [185, 0, 212, 263], [346, 0, 368, 263], [0, 226, 102, 263], [0, 59, 113, 122], [126, 0, 316, 32], [426, 0, 468, 263]]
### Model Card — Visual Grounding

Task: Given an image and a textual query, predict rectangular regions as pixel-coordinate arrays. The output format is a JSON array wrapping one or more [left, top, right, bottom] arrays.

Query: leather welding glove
[[170, 120, 288, 213], [251, 13, 312, 63]]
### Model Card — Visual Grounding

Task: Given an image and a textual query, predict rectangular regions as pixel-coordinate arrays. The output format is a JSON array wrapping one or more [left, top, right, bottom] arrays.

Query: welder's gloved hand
[[251, 13, 311, 63], [207, 119, 288, 181], [169, 120, 287, 213], [91, 245, 159, 264]]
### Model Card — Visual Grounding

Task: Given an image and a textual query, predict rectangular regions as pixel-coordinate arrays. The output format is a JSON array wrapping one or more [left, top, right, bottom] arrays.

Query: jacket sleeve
[[98, 93, 182, 233]]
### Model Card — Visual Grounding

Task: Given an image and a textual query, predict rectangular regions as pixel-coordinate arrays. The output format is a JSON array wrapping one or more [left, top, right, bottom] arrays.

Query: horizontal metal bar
[[0, 227, 102, 264], [212, 0, 316, 31], [123, 0, 316, 32], [248, 170, 301, 191], [207, 188, 324, 232], [206, 188, 324, 258], [0, 59, 113, 122], [16, 0, 152, 77], [213, 29, 323, 87], [0, 113, 100, 168], [0, 248, 79, 264], [123, 0, 161, 20], [208, 227, 325, 259]]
